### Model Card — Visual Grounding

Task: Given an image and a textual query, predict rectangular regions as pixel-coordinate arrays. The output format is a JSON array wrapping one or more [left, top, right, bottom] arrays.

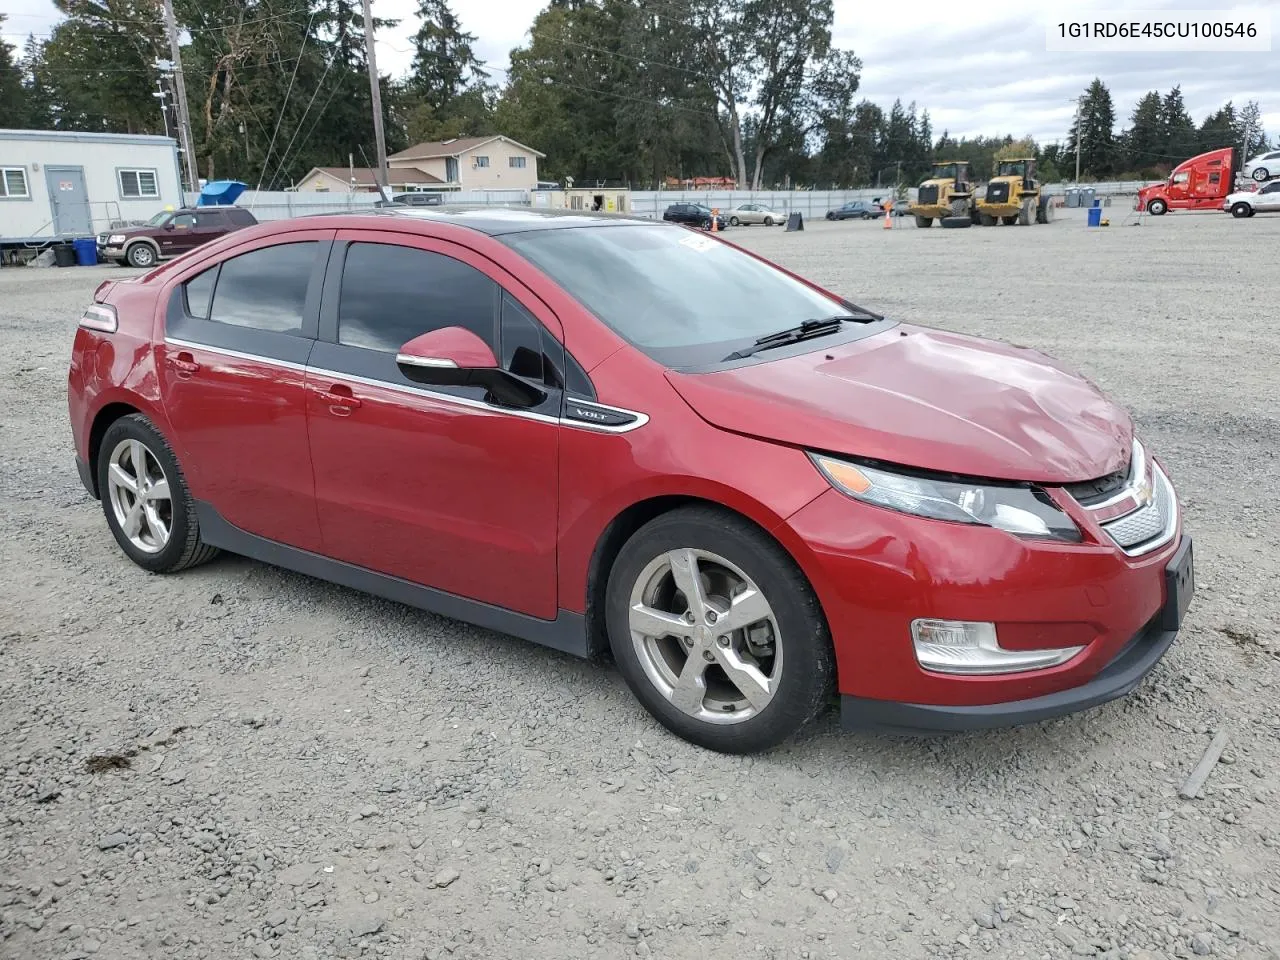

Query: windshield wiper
[[721, 316, 855, 361]]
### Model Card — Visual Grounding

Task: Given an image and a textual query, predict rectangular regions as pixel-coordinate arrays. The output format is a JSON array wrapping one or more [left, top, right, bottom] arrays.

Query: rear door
[[158, 230, 331, 551], [304, 231, 563, 618], [187, 209, 231, 250], [1258, 182, 1280, 211]]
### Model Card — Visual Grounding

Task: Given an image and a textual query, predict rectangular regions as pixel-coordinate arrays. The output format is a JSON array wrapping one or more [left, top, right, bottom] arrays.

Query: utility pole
[[1074, 97, 1082, 183], [160, 0, 199, 192], [361, 0, 388, 188]]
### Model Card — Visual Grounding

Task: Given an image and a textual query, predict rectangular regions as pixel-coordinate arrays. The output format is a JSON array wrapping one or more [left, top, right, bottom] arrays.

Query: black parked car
[[825, 200, 880, 220], [663, 202, 728, 230]]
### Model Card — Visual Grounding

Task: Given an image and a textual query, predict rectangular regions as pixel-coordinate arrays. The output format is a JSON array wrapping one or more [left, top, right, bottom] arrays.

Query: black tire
[[1017, 198, 1034, 226], [605, 506, 833, 754], [1147, 198, 1167, 216], [1252, 168, 1269, 182], [1231, 202, 1252, 218], [96, 413, 219, 574], [940, 216, 972, 228], [729, 216, 740, 226], [1035, 197, 1053, 224], [126, 243, 156, 268], [825, 212, 835, 220], [763, 216, 774, 226], [1001, 215, 1018, 226], [914, 215, 933, 228], [948, 199, 968, 218], [979, 213, 996, 226]]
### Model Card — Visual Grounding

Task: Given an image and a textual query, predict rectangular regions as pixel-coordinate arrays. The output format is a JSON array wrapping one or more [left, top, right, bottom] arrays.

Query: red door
[[158, 231, 331, 551], [304, 232, 562, 619]]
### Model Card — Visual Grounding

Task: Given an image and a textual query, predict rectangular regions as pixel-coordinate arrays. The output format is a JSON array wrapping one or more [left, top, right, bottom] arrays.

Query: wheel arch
[[82, 390, 176, 497], [580, 492, 828, 658], [124, 237, 161, 258]]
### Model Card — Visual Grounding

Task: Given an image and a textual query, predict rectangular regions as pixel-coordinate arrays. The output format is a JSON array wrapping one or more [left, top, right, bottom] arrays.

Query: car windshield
[[146, 212, 171, 226], [503, 224, 866, 368]]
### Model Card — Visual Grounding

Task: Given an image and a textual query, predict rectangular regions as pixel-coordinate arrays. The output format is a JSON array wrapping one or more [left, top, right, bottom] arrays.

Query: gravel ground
[[2, 208, 1278, 960]]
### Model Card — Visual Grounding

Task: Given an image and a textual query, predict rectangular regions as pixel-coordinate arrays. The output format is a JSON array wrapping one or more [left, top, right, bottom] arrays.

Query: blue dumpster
[[1087, 206, 1103, 227], [72, 237, 98, 265]]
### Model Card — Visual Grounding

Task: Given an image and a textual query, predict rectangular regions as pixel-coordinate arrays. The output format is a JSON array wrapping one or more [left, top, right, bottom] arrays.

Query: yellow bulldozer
[[974, 158, 1053, 226], [909, 161, 977, 227]]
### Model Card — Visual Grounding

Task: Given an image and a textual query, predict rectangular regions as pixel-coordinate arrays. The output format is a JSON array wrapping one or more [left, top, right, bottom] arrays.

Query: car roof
[[311, 205, 654, 236]]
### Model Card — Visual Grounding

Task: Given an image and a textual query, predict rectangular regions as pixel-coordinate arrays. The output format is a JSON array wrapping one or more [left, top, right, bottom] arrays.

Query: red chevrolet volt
[[67, 208, 1194, 753]]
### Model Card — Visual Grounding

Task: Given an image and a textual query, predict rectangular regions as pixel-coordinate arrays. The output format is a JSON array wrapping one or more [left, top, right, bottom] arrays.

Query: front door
[[157, 212, 199, 257], [305, 232, 562, 619], [45, 166, 91, 236], [157, 231, 331, 551]]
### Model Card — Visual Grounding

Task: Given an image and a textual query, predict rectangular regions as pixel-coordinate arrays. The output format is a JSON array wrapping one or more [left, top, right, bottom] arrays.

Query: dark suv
[[662, 203, 728, 230], [99, 207, 258, 268]]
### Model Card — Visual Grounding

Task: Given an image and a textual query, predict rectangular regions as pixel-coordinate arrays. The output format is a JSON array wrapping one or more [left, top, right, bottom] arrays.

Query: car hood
[[664, 324, 1132, 484]]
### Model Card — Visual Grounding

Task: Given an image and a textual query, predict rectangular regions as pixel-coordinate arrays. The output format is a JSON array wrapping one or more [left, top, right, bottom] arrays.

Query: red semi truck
[[1136, 147, 1241, 215]]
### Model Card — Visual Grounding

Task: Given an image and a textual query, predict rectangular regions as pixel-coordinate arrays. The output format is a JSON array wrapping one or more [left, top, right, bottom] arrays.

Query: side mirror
[[163, 221, 175, 231], [395, 326, 546, 409]]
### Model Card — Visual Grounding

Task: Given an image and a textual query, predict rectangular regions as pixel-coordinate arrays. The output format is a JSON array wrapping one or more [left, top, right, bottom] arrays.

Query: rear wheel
[[729, 216, 741, 226], [1017, 198, 1035, 225], [914, 215, 933, 228], [96, 414, 219, 574], [763, 216, 774, 226], [979, 213, 996, 226], [1231, 202, 1252, 218], [605, 507, 833, 754], [1036, 197, 1053, 224], [1147, 198, 1168, 216], [125, 243, 156, 268], [1252, 167, 1269, 182]]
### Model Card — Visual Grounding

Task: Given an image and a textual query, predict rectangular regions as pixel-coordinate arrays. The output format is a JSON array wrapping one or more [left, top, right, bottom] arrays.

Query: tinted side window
[[228, 209, 256, 225], [209, 242, 318, 335], [500, 294, 543, 380], [184, 265, 217, 319], [172, 213, 196, 228], [338, 243, 498, 353]]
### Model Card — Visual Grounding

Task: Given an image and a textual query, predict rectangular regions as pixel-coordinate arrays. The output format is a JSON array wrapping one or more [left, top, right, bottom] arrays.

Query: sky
[[4, 0, 1278, 147]]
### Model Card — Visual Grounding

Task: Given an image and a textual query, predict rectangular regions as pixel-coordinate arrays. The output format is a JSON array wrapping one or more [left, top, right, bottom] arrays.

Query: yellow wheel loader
[[909, 161, 978, 228], [975, 158, 1053, 226]]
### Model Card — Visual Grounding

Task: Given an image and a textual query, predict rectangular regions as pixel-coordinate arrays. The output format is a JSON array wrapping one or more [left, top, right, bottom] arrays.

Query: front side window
[[171, 214, 196, 229], [504, 224, 861, 368], [184, 266, 217, 319], [474, 156, 490, 168], [209, 242, 318, 335], [119, 169, 159, 198], [337, 243, 497, 354], [1, 167, 29, 198], [1171, 172, 1189, 185]]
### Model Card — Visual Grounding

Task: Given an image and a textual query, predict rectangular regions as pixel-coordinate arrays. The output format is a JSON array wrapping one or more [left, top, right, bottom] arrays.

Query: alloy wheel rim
[[628, 548, 782, 725], [106, 438, 172, 554]]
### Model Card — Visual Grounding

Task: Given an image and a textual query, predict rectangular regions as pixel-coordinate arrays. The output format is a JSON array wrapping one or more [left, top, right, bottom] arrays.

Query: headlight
[[809, 453, 1081, 542], [108, 234, 126, 244]]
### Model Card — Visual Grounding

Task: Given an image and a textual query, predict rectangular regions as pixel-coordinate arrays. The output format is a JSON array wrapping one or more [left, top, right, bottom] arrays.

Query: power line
[[256, 11, 315, 192]]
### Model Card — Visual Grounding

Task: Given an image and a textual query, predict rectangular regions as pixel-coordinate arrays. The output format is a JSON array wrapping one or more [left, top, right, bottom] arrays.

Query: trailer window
[[118, 169, 159, 199], [1208, 172, 1220, 184], [0, 167, 29, 199]]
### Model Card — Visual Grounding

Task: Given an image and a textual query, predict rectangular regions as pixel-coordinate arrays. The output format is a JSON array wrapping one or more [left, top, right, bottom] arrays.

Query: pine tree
[[1197, 102, 1239, 153], [1067, 79, 1117, 178], [1160, 85, 1197, 163], [1238, 100, 1268, 157], [1123, 90, 1162, 170], [0, 17, 26, 127]]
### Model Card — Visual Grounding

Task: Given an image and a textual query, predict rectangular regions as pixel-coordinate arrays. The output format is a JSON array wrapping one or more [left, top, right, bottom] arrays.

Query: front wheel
[[125, 243, 156, 268], [1231, 202, 1252, 218], [605, 507, 833, 754], [1147, 198, 1168, 216], [914, 215, 933, 228], [96, 414, 219, 573], [1001, 215, 1019, 226], [1252, 167, 1269, 182], [729, 216, 740, 226], [763, 216, 774, 226]]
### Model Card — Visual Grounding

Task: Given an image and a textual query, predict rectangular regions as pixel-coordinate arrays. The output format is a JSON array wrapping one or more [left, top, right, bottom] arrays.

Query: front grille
[[1064, 462, 1130, 505], [917, 185, 938, 205], [985, 182, 1010, 204], [1098, 467, 1176, 555]]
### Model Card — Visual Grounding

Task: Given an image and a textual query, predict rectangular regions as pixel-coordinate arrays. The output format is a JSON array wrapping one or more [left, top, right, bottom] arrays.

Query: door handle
[[170, 351, 200, 377], [323, 383, 362, 416]]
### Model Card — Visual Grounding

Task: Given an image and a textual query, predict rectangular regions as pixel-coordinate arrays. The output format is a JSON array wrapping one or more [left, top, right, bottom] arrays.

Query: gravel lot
[[2, 208, 1278, 960]]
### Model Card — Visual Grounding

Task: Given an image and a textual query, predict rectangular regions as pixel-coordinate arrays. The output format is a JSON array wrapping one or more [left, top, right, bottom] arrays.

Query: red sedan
[[67, 208, 1193, 753]]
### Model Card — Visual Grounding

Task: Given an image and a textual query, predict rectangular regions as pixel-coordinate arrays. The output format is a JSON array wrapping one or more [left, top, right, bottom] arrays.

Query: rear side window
[[184, 266, 217, 319], [227, 209, 256, 225], [209, 242, 318, 336], [337, 243, 498, 353]]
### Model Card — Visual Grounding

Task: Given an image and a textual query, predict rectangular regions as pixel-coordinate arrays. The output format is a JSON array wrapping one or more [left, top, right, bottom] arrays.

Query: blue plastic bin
[[1086, 206, 1103, 227], [72, 237, 98, 266]]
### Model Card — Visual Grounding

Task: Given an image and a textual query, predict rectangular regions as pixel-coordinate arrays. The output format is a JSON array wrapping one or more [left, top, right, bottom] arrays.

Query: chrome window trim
[[165, 337, 309, 374], [163, 338, 649, 434]]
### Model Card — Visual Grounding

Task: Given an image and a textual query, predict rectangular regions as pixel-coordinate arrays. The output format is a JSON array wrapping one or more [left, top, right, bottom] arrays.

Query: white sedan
[[727, 203, 784, 226], [1242, 149, 1280, 182], [1223, 181, 1280, 217]]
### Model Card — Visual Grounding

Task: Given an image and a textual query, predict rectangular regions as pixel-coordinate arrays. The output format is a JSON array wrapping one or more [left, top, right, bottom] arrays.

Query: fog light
[[911, 619, 1084, 675]]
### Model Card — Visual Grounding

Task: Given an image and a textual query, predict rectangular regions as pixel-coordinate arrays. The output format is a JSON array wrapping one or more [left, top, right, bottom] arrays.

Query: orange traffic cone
[[883, 201, 893, 229], [710, 208, 719, 232]]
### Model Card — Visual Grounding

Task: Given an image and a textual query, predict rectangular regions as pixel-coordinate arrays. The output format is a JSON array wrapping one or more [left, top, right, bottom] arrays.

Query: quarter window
[[337, 243, 498, 354], [500, 294, 543, 381], [119, 169, 159, 198], [1, 167, 29, 198], [184, 266, 217, 319], [209, 242, 318, 336]]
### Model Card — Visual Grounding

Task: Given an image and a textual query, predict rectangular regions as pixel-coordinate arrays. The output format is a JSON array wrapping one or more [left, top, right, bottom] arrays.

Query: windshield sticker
[[679, 234, 716, 253]]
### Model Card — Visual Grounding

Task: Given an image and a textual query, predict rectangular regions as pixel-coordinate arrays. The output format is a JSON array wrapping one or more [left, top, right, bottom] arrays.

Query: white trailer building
[[0, 129, 184, 245]]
